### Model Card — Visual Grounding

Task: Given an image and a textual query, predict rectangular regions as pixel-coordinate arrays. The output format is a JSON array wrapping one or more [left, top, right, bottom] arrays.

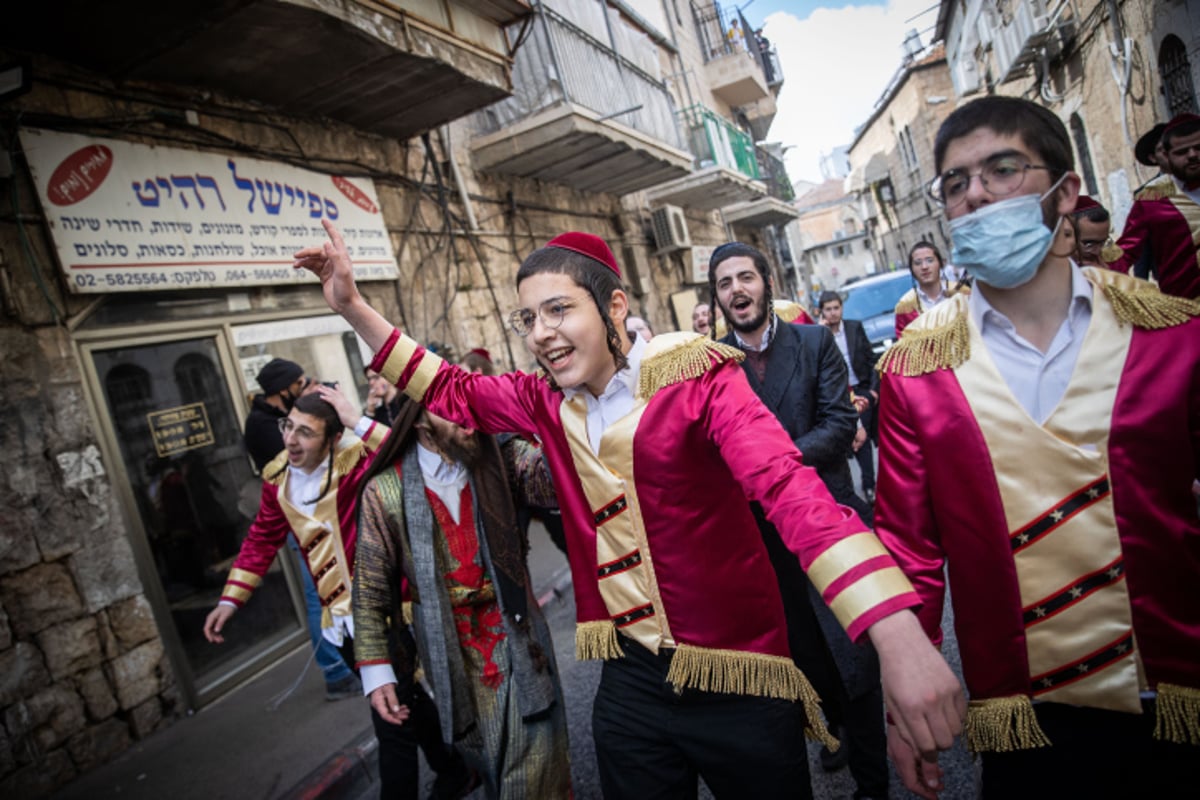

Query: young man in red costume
[[1108, 112, 1200, 298], [294, 221, 964, 799], [875, 95, 1200, 799]]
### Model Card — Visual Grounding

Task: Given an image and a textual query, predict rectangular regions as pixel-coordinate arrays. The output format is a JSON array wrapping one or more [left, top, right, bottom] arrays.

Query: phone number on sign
[[70, 263, 395, 291]]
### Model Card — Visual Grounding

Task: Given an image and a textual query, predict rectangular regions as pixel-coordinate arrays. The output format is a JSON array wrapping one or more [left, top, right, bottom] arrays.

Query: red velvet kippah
[[1073, 195, 1102, 212], [545, 232, 622, 278], [1163, 112, 1200, 137], [468, 347, 492, 363]]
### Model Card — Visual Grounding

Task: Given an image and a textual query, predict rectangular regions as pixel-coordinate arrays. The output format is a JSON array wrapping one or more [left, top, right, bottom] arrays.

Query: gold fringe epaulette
[[1101, 284, 1200, 329], [774, 299, 811, 324], [894, 289, 919, 316], [1134, 175, 1177, 202], [333, 440, 365, 475], [666, 644, 838, 749], [965, 696, 1052, 752], [575, 620, 621, 661], [876, 302, 970, 376], [263, 450, 289, 486], [1099, 242, 1124, 265], [1154, 683, 1200, 745], [636, 333, 744, 401]]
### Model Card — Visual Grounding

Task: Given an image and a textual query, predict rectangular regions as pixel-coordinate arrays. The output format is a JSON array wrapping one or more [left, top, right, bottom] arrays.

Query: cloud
[[764, 0, 936, 184]]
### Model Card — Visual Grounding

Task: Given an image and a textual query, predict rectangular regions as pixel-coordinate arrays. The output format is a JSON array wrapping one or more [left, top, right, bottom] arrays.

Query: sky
[[740, 0, 942, 186]]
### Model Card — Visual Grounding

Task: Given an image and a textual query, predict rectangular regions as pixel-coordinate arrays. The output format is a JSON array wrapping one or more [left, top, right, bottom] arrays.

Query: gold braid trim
[[894, 289, 919, 315], [964, 696, 1052, 752], [1134, 177, 1177, 202], [665, 644, 838, 750], [636, 336, 744, 401], [1099, 242, 1124, 265], [1154, 683, 1200, 745], [876, 309, 970, 376], [575, 620, 621, 661], [774, 300, 810, 323], [1101, 284, 1200, 329], [333, 440, 365, 476]]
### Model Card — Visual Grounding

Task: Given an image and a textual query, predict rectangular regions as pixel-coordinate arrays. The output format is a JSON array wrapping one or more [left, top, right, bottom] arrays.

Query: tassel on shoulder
[[894, 289, 919, 315], [333, 440, 366, 476], [1101, 283, 1200, 329], [263, 451, 289, 486], [1154, 682, 1200, 745], [876, 307, 970, 376], [637, 333, 744, 401]]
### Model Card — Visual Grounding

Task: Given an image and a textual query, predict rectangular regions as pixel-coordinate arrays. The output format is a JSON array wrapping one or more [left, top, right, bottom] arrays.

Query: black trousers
[[981, 700, 1200, 799], [338, 638, 460, 798], [592, 636, 813, 800]]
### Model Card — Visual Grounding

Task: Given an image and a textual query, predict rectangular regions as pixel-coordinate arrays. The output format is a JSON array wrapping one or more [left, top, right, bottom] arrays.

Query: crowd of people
[[199, 95, 1198, 800]]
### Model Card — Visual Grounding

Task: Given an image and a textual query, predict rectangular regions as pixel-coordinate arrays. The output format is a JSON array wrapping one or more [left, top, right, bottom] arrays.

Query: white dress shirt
[[968, 264, 1093, 424], [828, 323, 861, 386], [563, 333, 647, 455]]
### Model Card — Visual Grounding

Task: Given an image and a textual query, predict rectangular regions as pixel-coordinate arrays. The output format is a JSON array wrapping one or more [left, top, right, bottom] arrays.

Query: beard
[[724, 294, 770, 335], [435, 431, 481, 469]]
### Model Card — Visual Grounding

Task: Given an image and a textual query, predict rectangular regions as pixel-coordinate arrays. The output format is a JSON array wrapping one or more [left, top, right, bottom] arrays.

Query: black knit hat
[[256, 358, 304, 395]]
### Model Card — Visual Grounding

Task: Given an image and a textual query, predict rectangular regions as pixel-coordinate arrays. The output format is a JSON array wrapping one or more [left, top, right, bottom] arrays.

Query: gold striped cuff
[[377, 335, 444, 402], [221, 582, 254, 605], [827, 566, 914, 631], [361, 420, 388, 451], [227, 568, 263, 589], [806, 533, 887, 594]]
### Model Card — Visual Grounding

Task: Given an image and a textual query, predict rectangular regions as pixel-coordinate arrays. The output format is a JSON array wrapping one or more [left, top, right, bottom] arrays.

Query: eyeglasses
[[927, 156, 1057, 210], [278, 418, 320, 441], [508, 295, 587, 337], [1078, 237, 1112, 250]]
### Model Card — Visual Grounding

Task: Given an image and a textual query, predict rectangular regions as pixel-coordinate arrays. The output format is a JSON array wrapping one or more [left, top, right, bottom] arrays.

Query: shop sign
[[20, 128, 399, 293], [147, 403, 215, 457]]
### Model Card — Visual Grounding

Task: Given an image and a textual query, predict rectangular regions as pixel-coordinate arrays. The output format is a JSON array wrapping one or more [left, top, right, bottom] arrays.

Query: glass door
[[89, 335, 304, 703]]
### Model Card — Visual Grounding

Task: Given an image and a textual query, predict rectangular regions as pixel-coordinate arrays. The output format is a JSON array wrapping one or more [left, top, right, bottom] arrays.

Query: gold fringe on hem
[[876, 311, 970, 376], [575, 620, 621, 661], [665, 644, 839, 750], [1154, 683, 1200, 745], [964, 696, 1052, 752], [1102, 284, 1200, 329], [637, 338, 744, 400]]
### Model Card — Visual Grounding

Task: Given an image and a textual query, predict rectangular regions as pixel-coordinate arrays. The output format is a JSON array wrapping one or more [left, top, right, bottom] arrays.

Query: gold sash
[[559, 394, 674, 655], [277, 460, 355, 628], [954, 286, 1143, 714]]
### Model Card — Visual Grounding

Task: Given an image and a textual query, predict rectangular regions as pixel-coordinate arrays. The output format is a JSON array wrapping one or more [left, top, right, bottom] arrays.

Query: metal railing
[[471, 4, 685, 150], [678, 104, 759, 180], [691, 1, 781, 85], [755, 146, 794, 201]]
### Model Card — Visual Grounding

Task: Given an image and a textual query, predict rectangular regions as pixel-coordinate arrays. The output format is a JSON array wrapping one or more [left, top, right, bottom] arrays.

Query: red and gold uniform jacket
[[220, 422, 389, 627], [874, 268, 1200, 752], [893, 283, 970, 340], [371, 327, 919, 744], [1110, 179, 1200, 299]]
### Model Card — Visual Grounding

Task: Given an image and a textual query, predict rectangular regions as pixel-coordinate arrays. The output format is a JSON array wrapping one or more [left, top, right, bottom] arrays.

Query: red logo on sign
[[46, 145, 114, 206], [331, 176, 378, 214]]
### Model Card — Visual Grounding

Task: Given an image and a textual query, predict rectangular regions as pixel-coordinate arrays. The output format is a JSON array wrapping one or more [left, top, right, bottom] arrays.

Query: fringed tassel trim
[[1154, 683, 1200, 745], [1099, 242, 1124, 265], [876, 311, 970, 376], [1102, 284, 1200, 329], [964, 696, 1052, 753], [665, 644, 839, 750], [333, 441, 365, 476], [575, 620, 621, 661], [637, 338, 744, 400]]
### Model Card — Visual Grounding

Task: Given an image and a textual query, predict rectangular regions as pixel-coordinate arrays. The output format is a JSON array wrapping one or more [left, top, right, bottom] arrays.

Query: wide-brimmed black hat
[[1135, 123, 1167, 167]]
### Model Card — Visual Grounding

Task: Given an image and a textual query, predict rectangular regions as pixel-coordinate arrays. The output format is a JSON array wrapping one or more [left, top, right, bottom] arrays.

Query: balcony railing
[[679, 104, 759, 180], [691, 2, 780, 87], [756, 147, 794, 202], [472, 4, 684, 150]]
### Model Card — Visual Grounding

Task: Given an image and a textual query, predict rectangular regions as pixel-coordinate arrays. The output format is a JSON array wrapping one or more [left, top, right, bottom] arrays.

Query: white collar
[[733, 313, 776, 352], [969, 262, 1093, 333]]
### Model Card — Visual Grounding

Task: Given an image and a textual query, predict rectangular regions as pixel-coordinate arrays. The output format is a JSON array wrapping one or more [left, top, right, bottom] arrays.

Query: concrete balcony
[[723, 196, 801, 228], [704, 51, 771, 108], [645, 166, 765, 211], [471, 103, 693, 194], [743, 94, 778, 143], [4, 0, 529, 140]]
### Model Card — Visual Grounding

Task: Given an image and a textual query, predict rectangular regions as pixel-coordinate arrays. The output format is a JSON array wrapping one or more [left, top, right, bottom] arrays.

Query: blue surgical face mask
[[948, 175, 1066, 289]]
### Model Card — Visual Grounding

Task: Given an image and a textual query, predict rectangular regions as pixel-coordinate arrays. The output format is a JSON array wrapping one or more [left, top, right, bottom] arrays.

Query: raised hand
[[293, 219, 394, 352]]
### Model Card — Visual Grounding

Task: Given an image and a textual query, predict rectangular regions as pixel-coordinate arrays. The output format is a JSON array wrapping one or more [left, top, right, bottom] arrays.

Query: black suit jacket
[[841, 318, 877, 397]]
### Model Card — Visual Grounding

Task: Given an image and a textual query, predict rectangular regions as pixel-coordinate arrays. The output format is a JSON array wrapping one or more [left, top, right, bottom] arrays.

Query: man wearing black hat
[[244, 358, 310, 471], [1110, 112, 1200, 298]]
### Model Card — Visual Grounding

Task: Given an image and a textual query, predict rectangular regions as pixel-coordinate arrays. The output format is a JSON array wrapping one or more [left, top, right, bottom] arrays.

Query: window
[[1160, 35, 1197, 117]]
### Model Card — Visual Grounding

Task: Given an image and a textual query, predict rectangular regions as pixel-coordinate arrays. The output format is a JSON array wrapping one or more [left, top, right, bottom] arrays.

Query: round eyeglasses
[[927, 157, 1057, 210], [508, 295, 585, 337], [278, 418, 320, 441]]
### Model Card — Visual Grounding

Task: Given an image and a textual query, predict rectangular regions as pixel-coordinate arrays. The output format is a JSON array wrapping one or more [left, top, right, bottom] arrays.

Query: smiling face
[[691, 303, 711, 334], [517, 271, 627, 396], [714, 256, 770, 336], [281, 409, 332, 471], [910, 246, 942, 290]]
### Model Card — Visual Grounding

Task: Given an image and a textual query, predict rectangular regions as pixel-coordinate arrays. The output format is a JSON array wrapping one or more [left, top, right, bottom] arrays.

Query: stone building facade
[[787, 179, 874, 297], [0, 0, 794, 793]]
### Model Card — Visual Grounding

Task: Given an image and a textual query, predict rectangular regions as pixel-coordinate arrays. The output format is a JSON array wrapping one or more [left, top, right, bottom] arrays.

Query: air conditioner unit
[[651, 205, 691, 253]]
